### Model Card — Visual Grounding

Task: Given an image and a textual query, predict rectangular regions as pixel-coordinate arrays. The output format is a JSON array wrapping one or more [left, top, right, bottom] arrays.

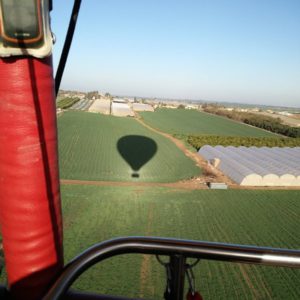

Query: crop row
[[57, 97, 80, 109]]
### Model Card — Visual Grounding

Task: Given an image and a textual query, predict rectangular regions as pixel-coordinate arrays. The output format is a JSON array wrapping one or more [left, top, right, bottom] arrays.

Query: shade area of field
[[140, 109, 277, 137], [61, 185, 300, 299], [58, 111, 200, 182]]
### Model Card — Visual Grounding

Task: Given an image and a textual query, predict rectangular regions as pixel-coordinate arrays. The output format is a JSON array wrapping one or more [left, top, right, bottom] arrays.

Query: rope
[[55, 0, 82, 95]]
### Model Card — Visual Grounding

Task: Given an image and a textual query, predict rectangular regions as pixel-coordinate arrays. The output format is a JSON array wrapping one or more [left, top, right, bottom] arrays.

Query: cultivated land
[[58, 111, 201, 182], [140, 109, 277, 137], [62, 185, 300, 299], [1, 109, 299, 298]]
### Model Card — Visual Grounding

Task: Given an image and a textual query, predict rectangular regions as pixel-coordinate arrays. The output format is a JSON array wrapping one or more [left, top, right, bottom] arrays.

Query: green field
[[61, 185, 300, 299], [58, 111, 200, 182], [1, 111, 299, 299], [140, 109, 277, 137]]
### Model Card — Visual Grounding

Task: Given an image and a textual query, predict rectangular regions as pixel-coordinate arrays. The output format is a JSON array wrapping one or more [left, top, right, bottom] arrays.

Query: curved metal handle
[[43, 236, 300, 300]]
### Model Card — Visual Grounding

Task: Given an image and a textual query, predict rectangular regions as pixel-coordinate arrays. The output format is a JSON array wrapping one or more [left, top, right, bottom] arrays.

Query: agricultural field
[[58, 111, 200, 182], [61, 185, 300, 299], [140, 109, 277, 137], [1, 109, 299, 299], [57, 97, 80, 109]]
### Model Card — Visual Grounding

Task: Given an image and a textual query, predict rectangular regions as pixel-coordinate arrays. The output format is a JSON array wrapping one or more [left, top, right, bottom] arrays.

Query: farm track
[[135, 115, 236, 186], [60, 179, 208, 190]]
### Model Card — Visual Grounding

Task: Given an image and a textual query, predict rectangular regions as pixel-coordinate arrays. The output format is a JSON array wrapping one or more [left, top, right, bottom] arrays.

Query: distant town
[[57, 89, 300, 128]]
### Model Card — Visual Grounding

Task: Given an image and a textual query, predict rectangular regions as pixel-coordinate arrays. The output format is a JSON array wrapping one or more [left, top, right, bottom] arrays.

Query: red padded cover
[[0, 57, 63, 299]]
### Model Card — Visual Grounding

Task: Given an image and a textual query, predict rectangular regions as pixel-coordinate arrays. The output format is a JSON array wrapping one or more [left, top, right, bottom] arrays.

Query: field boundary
[[60, 179, 208, 190], [136, 116, 204, 167], [60, 177, 300, 191]]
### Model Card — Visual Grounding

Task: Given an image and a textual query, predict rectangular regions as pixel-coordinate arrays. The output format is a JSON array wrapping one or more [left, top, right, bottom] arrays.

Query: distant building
[[165, 105, 177, 109], [185, 105, 198, 110], [237, 108, 248, 112], [132, 103, 154, 112], [278, 111, 292, 116]]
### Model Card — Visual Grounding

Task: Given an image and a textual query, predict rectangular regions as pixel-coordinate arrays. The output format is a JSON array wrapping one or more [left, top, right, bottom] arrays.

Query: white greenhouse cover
[[89, 99, 110, 114], [198, 146, 300, 186], [112, 102, 134, 117]]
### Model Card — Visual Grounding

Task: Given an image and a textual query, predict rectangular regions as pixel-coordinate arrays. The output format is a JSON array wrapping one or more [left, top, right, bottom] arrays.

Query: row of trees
[[203, 105, 300, 138], [184, 135, 300, 150], [244, 117, 300, 138]]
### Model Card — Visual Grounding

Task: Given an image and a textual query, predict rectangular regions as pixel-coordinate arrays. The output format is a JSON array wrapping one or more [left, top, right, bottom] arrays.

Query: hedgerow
[[178, 135, 300, 150], [202, 105, 300, 138]]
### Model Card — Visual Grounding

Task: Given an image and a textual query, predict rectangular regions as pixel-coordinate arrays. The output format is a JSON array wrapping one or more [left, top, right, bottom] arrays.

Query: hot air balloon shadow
[[117, 135, 157, 178]]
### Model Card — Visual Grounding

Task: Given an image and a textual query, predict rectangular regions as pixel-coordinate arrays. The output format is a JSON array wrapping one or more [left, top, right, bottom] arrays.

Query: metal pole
[[168, 255, 186, 300]]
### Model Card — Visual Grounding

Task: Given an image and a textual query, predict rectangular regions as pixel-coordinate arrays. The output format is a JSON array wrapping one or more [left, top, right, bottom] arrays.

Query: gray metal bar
[[43, 236, 300, 300]]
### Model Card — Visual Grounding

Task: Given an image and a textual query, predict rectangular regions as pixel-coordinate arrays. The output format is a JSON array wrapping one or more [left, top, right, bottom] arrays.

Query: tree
[[87, 91, 98, 99]]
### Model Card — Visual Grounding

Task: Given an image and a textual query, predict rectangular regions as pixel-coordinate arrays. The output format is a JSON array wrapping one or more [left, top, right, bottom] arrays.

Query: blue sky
[[51, 0, 300, 107]]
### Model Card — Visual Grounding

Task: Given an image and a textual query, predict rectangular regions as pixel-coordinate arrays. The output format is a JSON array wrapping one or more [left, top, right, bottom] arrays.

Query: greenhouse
[[112, 102, 134, 117], [198, 146, 300, 186], [88, 99, 110, 114]]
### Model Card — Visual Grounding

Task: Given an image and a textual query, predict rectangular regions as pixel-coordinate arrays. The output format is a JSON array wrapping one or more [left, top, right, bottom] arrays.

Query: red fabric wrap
[[0, 57, 63, 299]]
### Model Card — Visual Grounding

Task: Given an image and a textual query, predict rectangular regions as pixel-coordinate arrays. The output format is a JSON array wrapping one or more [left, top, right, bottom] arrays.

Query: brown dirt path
[[60, 179, 208, 190], [135, 115, 235, 186], [60, 179, 300, 191]]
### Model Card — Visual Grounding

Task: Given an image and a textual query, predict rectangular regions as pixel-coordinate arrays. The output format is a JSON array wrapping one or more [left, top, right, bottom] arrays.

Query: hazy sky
[[51, 0, 300, 107]]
